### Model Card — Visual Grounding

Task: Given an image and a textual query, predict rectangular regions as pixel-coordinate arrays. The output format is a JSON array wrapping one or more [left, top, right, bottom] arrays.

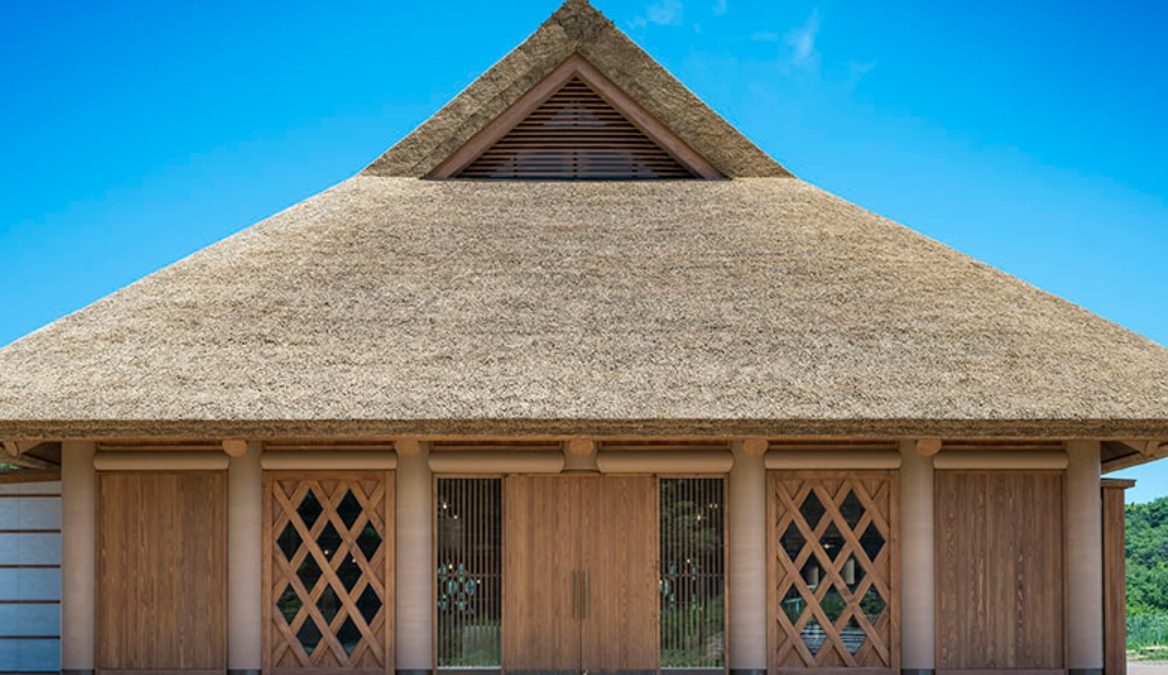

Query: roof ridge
[[362, 1, 790, 178]]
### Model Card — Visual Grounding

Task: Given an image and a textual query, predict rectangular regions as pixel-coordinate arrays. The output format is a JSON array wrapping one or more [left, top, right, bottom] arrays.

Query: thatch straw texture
[[1, 177, 1165, 438]]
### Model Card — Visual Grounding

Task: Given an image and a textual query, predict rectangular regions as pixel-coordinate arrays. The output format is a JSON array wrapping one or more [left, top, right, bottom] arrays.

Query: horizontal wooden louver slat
[[456, 77, 698, 180]]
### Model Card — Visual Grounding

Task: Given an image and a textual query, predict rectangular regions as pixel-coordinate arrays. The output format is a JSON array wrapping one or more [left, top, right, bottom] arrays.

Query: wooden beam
[[1, 440, 47, 458], [1104, 441, 1168, 474], [1114, 439, 1146, 455], [1142, 440, 1163, 457], [0, 470, 60, 485], [4, 453, 59, 471]]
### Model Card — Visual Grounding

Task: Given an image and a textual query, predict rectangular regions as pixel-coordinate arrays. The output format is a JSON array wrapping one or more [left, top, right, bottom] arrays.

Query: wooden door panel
[[502, 475, 581, 670], [935, 471, 1063, 671], [580, 475, 660, 671], [264, 472, 393, 675], [97, 471, 226, 672]]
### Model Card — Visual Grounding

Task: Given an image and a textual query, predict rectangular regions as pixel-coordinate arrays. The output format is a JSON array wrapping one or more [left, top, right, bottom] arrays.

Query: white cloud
[[848, 60, 877, 83], [630, 0, 684, 28], [784, 10, 820, 71], [712, 0, 728, 16]]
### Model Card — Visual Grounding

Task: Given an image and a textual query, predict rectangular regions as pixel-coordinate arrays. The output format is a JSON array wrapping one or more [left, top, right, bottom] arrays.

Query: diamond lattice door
[[767, 471, 898, 671], [265, 472, 393, 674]]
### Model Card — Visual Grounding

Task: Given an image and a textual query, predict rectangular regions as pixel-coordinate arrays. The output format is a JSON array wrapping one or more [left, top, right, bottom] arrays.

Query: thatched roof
[[1, 1, 1166, 440], [365, 0, 788, 179]]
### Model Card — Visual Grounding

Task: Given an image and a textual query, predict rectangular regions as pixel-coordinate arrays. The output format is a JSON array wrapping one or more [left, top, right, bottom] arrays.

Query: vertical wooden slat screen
[[456, 77, 698, 180], [435, 478, 502, 669], [659, 477, 726, 669]]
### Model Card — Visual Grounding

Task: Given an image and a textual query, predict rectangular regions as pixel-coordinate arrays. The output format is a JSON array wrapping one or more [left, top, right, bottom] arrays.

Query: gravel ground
[[1131, 662, 1168, 674]]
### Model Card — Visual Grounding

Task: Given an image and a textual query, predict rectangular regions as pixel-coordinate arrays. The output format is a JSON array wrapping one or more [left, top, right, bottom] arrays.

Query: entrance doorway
[[263, 472, 394, 674], [503, 474, 659, 672], [435, 473, 727, 673]]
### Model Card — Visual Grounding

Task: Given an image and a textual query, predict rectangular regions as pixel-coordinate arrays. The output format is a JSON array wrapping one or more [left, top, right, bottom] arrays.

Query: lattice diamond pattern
[[268, 474, 390, 671], [770, 473, 896, 670]]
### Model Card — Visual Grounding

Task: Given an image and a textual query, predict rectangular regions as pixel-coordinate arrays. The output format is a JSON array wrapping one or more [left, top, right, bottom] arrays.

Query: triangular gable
[[431, 55, 720, 180], [364, 0, 790, 179]]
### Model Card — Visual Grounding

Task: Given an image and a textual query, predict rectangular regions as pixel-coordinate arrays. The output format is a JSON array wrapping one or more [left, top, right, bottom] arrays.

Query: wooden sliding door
[[503, 474, 658, 673], [502, 476, 582, 670], [935, 471, 1063, 673], [97, 471, 226, 674], [767, 471, 898, 673], [580, 475, 659, 670], [264, 472, 393, 675]]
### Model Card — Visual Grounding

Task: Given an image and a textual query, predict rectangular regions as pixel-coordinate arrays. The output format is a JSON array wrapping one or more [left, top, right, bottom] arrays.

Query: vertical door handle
[[582, 570, 590, 619], [571, 569, 581, 619]]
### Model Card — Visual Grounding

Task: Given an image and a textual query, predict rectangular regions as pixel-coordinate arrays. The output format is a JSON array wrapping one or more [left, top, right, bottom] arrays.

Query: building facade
[[1, 2, 1166, 675]]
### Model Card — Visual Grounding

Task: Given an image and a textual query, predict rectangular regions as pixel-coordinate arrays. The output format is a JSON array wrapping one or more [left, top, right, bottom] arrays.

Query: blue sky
[[1, 1, 1165, 500]]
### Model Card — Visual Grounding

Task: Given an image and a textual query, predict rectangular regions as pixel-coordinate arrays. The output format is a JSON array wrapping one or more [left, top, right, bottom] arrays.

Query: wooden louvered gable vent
[[456, 77, 699, 180]]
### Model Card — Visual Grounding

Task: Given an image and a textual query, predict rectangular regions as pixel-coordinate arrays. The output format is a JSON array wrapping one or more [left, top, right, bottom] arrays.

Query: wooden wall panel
[[935, 471, 1063, 671], [97, 471, 226, 672], [1103, 483, 1130, 675]]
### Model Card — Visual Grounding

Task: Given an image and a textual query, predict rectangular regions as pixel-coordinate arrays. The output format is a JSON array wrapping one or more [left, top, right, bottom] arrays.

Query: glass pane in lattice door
[[267, 473, 392, 673], [769, 472, 897, 671]]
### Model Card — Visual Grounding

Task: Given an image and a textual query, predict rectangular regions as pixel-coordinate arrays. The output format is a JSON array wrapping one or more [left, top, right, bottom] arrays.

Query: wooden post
[[1102, 479, 1135, 675], [227, 441, 263, 675], [61, 440, 97, 674], [395, 439, 433, 674], [1067, 440, 1105, 675], [728, 438, 767, 674], [900, 439, 935, 674]]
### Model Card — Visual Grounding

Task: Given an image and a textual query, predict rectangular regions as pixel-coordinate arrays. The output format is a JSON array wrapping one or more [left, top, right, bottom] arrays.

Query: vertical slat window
[[660, 477, 725, 669], [457, 77, 699, 180], [436, 478, 502, 669]]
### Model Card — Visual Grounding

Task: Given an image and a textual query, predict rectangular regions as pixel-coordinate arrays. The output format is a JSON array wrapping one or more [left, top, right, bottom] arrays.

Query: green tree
[[1127, 496, 1168, 616]]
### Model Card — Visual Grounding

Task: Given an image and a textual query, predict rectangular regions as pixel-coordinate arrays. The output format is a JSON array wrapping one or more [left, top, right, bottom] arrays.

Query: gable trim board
[[429, 54, 720, 180]]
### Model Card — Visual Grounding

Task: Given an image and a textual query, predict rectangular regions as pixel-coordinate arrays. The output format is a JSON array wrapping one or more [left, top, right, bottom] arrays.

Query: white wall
[[0, 479, 62, 673]]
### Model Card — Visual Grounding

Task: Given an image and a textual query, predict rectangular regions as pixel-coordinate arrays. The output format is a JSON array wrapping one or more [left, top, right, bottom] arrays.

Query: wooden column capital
[[395, 439, 422, 457], [915, 438, 943, 457], [565, 439, 597, 457], [740, 438, 768, 457], [222, 439, 248, 457]]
